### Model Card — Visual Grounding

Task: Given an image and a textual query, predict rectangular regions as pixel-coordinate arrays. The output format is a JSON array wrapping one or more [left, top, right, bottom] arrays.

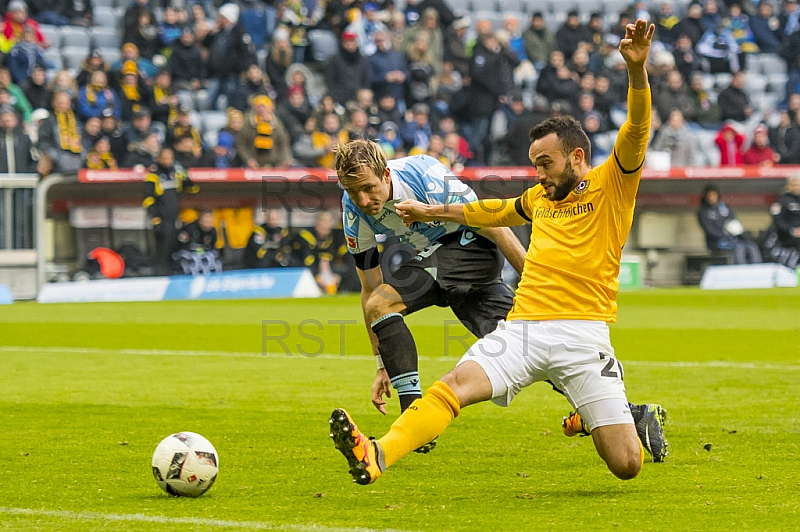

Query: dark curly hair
[[529, 116, 591, 161]]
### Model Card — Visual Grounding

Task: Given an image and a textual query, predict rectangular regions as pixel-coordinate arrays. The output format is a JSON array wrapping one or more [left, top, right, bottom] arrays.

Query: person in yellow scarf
[[118, 61, 154, 122], [311, 113, 348, 169], [235, 95, 293, 168], [37, 91, 83, 174], [152, 70, 179, 126], [78, 71, 121, 121], [85, 136, 118, 169]]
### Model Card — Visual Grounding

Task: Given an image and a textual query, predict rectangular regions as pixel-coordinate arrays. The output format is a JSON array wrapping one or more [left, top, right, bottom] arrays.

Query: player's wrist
[[375, 353, 384, 370]]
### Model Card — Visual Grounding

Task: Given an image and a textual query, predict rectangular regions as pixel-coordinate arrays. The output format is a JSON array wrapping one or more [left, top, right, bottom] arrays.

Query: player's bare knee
[[364, 286, 402, 323], [609, 453, 642, 480]]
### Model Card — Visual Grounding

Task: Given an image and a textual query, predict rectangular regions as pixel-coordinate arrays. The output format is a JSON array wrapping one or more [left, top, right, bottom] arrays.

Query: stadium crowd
[[0, 0, 799, 173], [2, 0, 800, 281]]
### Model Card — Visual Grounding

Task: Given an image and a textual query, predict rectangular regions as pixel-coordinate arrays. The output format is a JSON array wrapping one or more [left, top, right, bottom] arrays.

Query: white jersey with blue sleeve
[[342, 155, 478, 255]]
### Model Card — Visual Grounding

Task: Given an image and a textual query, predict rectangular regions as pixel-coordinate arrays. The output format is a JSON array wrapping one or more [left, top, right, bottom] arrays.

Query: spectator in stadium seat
[[780, 0, 800, 37], [151, 70, 179, 127], [400, 103, 431, 150], [21, 64, 46, 110], [84, 136, 118, 169], [175, 209, 222, 275], [770, 108, 794, 162], [265, 27, 293, 99], [743, 124, 780, 166], [169, 28, 206, 93], [37, 91, 83, 174], [345, 109, 370, 141], [45, 72, 78, 113], [204, 3, 257, 110], [76, 50, 112, 90], [117, 61, 154, 122], [701, 0, 723, 31], [672, 33, 704, 85], [124, 10, 160, 61], [750, 1, 783, 54], [309, 112, 348, 168], [370, 30, 408, 109], [352, 88, 381, 137], [276, 85, 311, 143], [1, 0, 47, 53], [166, 106, 201, 155], [7, 25, 45, 85], [125, 108, 154, 149], [780, 110, 800, 164], [29, 0, 69, 26], [503, 93, 549, 166], [717, 71, 752, 122], [230, 64, 277, 113], [675, 3, 706, 45], [236, 94, 293, 168], [158, 7, 184, 48], [311, 94, 346, 129], [688, 73, 721, 128], [375, 92, 401, 125], [221, 107, 244, 142], [198, 130, 244, 168], [522, 12, 555, 71], [173, 132, 202, 169], [656, 70, 696, 123], [81, 116, 101, 152], [653, 1, 681, 46], [78, 71, 121, 122], [763, 174, 800, 268], [325, 31, 371, 107], [537, 57, 579, 105], [724, 4, 759, 70], [444, 16, 470, 77], [406, 8, 444, 71], [652, 109, 698, 166], [123, 0, 155, 42], [0, 66, 32, 122], [286, 64, 323, 107], [405, 32, 437, 107], [0, 104, 35, 173], [556, 10, 592, 61], [697, 25, 740, 73], [100, 107, 127, 163], [122, 130, 160, 168], [715, 123, 745, 165], [698, 184, 762, 264]]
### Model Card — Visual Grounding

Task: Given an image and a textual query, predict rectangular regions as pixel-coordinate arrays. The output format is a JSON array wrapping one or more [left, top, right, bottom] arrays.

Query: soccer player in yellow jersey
[[329, 19, 666, 484]]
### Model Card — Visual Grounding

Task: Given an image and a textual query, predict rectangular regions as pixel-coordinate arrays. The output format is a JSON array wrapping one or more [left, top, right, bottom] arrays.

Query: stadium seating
[[93, 6, 118, 29], [39, 25, 61, 49], [61, 46, 88, 71], [92, 27, 121, 49], [60, 26, 92, 49]]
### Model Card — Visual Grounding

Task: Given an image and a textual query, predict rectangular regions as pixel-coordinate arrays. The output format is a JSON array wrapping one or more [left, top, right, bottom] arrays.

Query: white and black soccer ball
[[151, 432, 219, 497]]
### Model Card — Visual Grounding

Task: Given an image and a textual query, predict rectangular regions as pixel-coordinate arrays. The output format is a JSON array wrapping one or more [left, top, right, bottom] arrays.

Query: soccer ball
[[151, 432, 219, 497]]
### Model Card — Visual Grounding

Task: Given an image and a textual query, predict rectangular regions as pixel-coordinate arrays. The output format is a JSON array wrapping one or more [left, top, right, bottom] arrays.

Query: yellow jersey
[[464, 88, 652, 323]]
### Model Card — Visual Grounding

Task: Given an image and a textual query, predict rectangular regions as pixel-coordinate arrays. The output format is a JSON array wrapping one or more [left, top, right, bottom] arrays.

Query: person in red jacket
[[0, 0, 47, 54], [715, 123, 745, 166], [743, 124, 780, 167]]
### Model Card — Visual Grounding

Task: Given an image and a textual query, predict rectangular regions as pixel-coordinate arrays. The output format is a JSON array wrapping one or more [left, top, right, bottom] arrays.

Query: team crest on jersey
[[346, 236, 357, 250], [574, 179, 591, 195]]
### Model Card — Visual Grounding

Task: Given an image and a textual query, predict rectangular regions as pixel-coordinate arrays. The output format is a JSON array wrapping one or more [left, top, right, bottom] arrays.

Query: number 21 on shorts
[[599, 352, 624, 380]]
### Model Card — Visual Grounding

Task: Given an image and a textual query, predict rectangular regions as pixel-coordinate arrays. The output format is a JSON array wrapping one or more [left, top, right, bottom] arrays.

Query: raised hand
[[619, 19, 655, 67]]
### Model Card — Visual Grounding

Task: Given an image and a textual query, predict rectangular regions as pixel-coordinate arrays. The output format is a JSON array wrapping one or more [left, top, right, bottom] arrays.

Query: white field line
[[0, 506, 417, 532], [1, 345, 799, 371]]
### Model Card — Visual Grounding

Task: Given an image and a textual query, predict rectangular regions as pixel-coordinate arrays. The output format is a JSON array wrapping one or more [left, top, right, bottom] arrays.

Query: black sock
[[371, 313, 421, 411]]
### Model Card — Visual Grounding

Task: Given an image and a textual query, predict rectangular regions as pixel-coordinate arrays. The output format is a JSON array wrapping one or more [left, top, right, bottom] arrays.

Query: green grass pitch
[[1, 288, 799, 531]]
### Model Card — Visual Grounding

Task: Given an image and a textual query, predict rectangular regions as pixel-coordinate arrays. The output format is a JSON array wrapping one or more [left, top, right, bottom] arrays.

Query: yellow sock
[[640, 441, 645, 467], [378, 380, 461, 468]]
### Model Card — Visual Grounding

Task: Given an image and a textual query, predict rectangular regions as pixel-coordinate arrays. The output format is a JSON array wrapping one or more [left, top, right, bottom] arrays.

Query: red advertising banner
[[78, 166, 800, 184]]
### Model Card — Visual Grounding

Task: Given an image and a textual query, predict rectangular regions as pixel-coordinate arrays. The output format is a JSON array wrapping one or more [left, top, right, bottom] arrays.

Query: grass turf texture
[[1, 288, 799, 531]]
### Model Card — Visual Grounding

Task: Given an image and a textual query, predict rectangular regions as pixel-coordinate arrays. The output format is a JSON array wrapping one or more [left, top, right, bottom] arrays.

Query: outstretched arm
[[395, 197, 529, 228], [613, 19, 654, 174]]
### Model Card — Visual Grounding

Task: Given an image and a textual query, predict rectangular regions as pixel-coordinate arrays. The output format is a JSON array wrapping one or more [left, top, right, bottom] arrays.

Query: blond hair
[[333, 139, 387, 186]]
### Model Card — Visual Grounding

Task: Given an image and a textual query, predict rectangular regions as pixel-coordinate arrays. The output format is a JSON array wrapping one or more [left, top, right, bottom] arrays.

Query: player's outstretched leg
[[329, 408, 385, 485], [562, 403, 668, 462], [329, 379, 463, 485]]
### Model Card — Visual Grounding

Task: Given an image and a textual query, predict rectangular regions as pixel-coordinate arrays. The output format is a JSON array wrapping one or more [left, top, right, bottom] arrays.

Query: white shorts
[[457, 320, 633, 430]]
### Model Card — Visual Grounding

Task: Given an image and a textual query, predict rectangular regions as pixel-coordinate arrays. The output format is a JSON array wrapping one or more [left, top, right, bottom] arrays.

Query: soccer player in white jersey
[[329, 20, 667, 485], [336, 142, 526, 452]]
